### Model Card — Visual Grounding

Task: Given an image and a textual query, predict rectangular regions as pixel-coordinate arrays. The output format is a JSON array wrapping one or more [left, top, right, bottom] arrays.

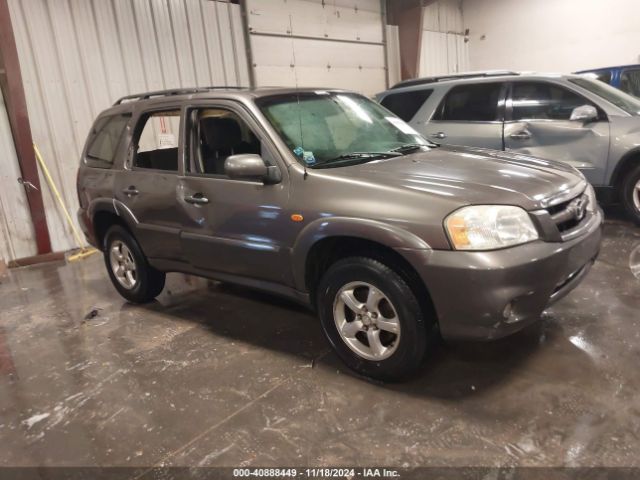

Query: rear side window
[[434, 83, 503, 122], [511, 82, 592, 121], [85, 114, 130, 168], [380, 89, 433, 122], [620, 69, 640, 97], [134, 110, 181, 171]]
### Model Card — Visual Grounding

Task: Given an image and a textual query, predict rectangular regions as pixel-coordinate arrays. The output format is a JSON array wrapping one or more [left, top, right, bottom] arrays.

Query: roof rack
[[390, 70, 520, 89], [113, 86, 247, 105]]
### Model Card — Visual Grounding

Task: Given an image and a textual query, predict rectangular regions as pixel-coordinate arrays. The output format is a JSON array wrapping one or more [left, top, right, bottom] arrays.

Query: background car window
[[86, 114, 130, 168], [380, 89, 433, 122], [620, 69, 640, 97], [134, 110, 180, 171], [434, 83, 502, 122], [512, 82, 592, 121], [593, 71, 612, 84], [191, 108, 261, 176]]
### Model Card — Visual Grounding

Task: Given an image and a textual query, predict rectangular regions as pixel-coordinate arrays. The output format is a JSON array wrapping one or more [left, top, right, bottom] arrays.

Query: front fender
[[291, 216, 431, 291]]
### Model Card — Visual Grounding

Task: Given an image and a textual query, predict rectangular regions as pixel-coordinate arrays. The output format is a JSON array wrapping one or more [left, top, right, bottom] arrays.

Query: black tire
[[103, 225, 165, 303], [316, 257, 432, 381], [621, 164, 640, 225]]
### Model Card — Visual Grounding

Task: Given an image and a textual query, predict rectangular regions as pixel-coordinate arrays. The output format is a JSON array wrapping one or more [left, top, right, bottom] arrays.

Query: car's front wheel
[[621, 163, 640, 225], [316, 257, 433, 381], [103, 225, 165, 303]]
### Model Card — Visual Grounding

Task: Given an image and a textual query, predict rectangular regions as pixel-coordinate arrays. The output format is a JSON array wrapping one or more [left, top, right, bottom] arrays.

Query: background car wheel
[[103, 225, 165, 303], [621, 164, 640, 225], [316, 257, 433, 381]]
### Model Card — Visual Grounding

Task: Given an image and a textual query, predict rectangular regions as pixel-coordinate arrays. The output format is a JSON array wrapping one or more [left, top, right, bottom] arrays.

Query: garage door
[[246, 0, 388, 96]]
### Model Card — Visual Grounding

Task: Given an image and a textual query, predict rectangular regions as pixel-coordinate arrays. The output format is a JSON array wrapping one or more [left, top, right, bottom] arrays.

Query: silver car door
[[504, 81, 610, 185], [421, 82, 506, 150]]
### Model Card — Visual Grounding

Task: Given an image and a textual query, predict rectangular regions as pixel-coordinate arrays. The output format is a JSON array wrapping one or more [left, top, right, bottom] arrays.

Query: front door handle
[[184, 193, 209, 205], [430, 132, 447, 139], [122, 186, 139, 196], [510, 130, 531, 140]]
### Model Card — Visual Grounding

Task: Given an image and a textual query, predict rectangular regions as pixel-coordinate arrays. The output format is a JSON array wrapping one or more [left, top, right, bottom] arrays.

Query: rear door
[[422, 82, 506, 149], [620, 67, 640, 98], [114, 108, 184, 261], [503, 80, 610, 185]]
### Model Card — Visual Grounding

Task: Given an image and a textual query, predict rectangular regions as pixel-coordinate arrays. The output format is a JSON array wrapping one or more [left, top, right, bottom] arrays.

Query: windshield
[[257, 92, 433, 168], [570, 77, 640, 115]]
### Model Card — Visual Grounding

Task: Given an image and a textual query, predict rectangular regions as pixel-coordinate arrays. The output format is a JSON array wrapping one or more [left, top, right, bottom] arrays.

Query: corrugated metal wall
[[419, 0, 469, 77], [0, 90, 37, 262], [5, 0, 249, 256], [246, 0, 388, 96]]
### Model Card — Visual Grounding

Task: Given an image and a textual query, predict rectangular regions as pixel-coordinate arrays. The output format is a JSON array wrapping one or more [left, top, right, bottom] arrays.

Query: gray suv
[[77, 87, 602, 380], [377, 71, 640, 223]]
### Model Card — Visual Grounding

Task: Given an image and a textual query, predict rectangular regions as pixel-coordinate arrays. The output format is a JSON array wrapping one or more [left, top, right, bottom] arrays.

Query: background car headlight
[[445, 205, 539, 250], [584, 184, 598, 213]]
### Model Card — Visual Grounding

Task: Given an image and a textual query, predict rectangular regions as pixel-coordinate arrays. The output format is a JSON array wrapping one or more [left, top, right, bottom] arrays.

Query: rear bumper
[[403, 208, 603, 340], [77, 208, 99, 248]]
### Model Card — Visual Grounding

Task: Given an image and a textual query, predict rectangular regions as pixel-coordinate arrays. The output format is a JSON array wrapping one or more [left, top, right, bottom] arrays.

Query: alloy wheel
[[109, 240, 137, 289], [333, 281, 401, 361]]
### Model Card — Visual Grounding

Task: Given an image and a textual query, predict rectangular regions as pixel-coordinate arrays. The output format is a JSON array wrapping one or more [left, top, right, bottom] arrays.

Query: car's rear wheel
[[621, 164, 640, 225], [103, 225, 165, 303], [316, 257, 432, 381]]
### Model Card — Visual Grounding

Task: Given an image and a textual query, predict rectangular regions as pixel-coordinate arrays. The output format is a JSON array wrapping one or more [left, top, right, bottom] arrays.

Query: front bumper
[[403, 208, 603, 340]]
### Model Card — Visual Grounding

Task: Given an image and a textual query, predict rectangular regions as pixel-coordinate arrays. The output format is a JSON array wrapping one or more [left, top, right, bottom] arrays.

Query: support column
[[386, 0, 427, 81], [0, 0, 52, 254]]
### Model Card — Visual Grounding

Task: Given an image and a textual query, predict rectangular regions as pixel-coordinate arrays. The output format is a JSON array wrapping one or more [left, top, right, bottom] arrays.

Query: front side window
[[434, 83, 503, 122], [86, 114, 130, 168], [257, 92, 431, 169], [134, 110, 180, 171], [570, 77, 640, 115], [511, 82, 593, 121], [189, 108, 262, 176], [380, 89, 433, 122], [620, 69, 640, 98]]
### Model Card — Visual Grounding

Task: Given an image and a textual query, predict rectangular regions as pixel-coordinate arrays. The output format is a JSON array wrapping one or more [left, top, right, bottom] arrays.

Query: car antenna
[[297, 92, 308, 180], [289, 20, 307, 180]]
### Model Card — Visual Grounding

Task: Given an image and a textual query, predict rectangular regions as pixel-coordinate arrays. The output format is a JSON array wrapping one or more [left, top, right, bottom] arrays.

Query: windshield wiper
[[389, 142, 437, 154], [310, 152, 401, 169]]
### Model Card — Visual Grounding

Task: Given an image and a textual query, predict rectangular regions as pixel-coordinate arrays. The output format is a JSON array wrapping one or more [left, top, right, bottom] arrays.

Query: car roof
[[100, 86, 352, 116], [383, 72, 587, 94], [576, 64, 640, 73]]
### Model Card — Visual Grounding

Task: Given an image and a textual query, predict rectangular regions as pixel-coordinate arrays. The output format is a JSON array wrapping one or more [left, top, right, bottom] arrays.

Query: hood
[[325, 145, 586, 211]]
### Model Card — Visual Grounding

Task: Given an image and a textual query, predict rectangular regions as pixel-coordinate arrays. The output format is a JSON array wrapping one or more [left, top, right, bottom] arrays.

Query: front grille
[[546, 193, 589, 234]]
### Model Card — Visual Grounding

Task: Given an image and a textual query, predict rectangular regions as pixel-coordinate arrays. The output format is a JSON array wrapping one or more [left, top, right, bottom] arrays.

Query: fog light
[[502, 301, 521, 324]]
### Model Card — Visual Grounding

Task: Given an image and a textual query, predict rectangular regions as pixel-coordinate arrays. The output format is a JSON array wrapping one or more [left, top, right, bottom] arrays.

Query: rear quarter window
[[85, 114, 130, 168], [380, 89, 433, 122]]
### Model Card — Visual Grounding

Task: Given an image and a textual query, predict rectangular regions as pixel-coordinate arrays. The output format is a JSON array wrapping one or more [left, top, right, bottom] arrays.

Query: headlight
[[445, 205, 539, 250], [584, 184, 597, 213]]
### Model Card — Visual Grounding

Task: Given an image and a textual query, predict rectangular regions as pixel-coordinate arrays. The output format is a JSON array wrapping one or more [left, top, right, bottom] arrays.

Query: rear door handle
[[430, 132, 447, 139], [510, 131, 531, 140], [184, 193, 209, 205], [122, 186, 139, 196]]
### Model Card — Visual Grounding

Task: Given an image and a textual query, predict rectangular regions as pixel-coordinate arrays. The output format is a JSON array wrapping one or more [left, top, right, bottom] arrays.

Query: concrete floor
[[1, 213, 639, 470]]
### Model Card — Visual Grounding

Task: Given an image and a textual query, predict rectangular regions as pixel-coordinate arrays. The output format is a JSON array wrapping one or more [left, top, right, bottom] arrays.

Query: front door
[[115, 108, 183, 260], [503, 81, 610, 185], [177, 103, 291, 285], [422, 82, 506, 150]]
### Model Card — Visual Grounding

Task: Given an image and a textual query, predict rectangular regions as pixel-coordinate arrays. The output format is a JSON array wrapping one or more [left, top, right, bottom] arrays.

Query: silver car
[[377, 71, 640, 224]]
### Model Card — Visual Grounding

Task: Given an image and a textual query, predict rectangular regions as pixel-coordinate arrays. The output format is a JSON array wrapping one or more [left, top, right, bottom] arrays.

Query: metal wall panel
[[0, 90, 37, 262], [420, 0, 469, 77], [247, 0, 388, 96], [6, 0, 248, 254]]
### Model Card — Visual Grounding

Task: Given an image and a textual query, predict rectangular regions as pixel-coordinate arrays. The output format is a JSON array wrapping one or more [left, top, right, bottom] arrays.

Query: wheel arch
[[89, 199, 138, 250], [610, 148, 640, 194]]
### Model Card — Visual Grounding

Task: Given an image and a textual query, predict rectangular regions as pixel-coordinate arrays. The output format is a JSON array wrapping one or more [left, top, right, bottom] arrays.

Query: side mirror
[[570, 104, 598, 122], [224, 154, 280, 184]]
